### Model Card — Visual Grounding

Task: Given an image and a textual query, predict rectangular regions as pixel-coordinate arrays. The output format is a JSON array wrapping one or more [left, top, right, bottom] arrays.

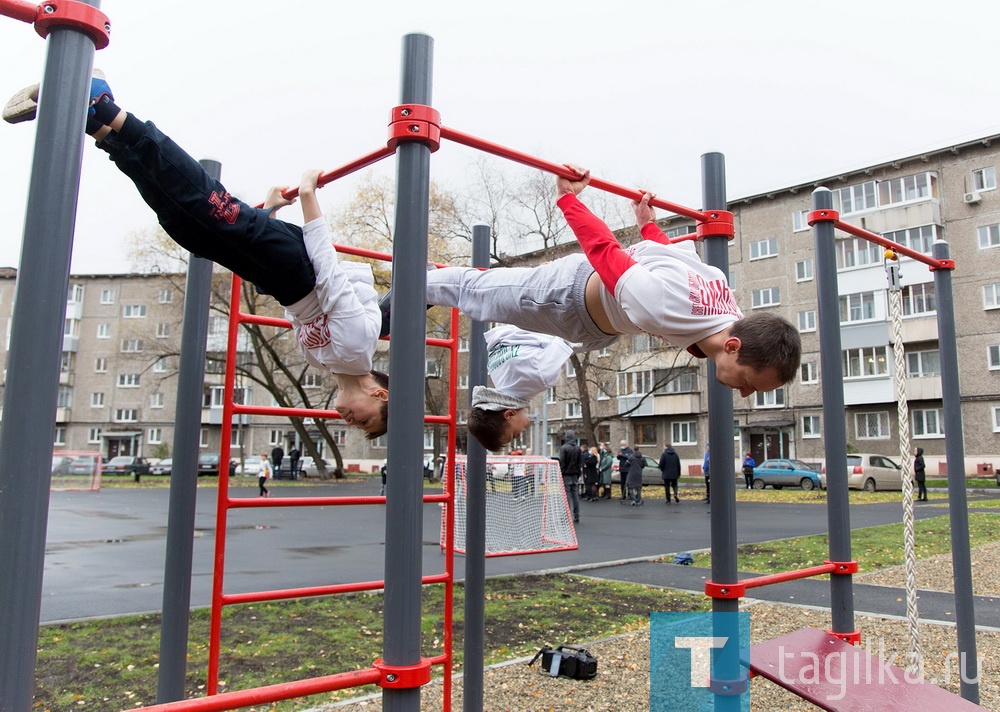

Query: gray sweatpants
[[425, 254, 618, 352]]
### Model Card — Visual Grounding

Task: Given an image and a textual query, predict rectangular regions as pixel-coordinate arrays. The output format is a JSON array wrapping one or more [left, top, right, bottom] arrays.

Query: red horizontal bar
[[233, 404, 342, 419], [741, 563, 838, 590], [253, 145, 396, 208], [227, 493, 450, 508], [0, 0, 38, 23], [221, 572, 451, 606], [237, 312, 290, 329], [832, 219, 951, 270], [138, 667, 384, 712], [440, 125, 708, 222]]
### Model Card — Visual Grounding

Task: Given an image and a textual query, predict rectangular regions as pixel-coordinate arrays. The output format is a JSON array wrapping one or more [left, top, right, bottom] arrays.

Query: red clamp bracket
[[695, 210, 735, 241], [704, 581, 745, 599], [32, 1, 111, 49], [825, 559, 859, 575], [930, 258, 956, 272], [807, 208, 839, 226], [708, 673, 750, 695], [827, 629, 862, 645], [372, 657, 433, 689], [387, 104, 441, 152]]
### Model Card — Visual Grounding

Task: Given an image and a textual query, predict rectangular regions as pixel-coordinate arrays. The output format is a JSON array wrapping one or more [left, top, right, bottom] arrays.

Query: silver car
[[846, 453, 903, 492]]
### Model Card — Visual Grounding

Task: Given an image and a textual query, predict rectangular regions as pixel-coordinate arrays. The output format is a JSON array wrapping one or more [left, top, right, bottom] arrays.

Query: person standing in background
[[914, 447, 927, 501], [659, 443, 681, 504], [742, 451, 756, 490], [271, 445, 284, 479], [617, 440, 633, 501], [702, 442, 711, 504]]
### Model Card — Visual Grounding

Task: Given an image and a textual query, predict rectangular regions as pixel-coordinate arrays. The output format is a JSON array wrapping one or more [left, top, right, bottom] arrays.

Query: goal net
[[50, 450, 103, 491], [443, 455, 577, 557]]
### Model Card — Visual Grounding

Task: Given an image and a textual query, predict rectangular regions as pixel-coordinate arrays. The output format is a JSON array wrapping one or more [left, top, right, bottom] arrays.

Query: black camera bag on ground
[[528, 644, 598, 680]]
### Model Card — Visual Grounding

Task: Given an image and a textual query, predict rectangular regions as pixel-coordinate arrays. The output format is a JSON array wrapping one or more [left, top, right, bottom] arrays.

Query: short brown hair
[[366, 370, 389, 440], [731, 312, 801, 384], [467, 407, 509, 452]]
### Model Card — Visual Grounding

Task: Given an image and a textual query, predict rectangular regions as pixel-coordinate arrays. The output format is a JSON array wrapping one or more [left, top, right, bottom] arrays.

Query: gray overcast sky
[[2, 0, 999, 273]]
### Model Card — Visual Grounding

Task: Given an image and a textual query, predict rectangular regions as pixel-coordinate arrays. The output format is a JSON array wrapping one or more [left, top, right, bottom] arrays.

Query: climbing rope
[[886, 252, 922, 674]]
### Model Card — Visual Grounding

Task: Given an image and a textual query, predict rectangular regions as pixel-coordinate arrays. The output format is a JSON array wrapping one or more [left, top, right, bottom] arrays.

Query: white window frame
[[114, 408, 139, 423], [67, 284, 84, 304], [53, 427, 66, 446], [907, 349, 941, 377], [458, 374, 469, 390], [989, 345, 1000, 370], [97, 323, 110, 339], [158, 288, 174, 304], [973, 166, 997, 192], [156, 323, 170, 338], [150, 392, 165, 409], [795, 259, 814, 282], [754, 388, 785, 408], [978, 224, 1000, 250], [802, 415, 821, 439], [565, 360, 576, 378], [749, 238, 778, 260], [547, 387, 557, 404], [153, 357, 168, 373], [269, 429, 283, 446], [839, 291, 877, 323], [100, 288, 115, 304], [148, 428, 163, 445], [855, 411, 890, 440], [301, 372, 323, 388], [90, 392, 105, 408], [117, 373, 141, 388], [912, 408, 944, 438], [200, 428, 209, 448], [88, 427, 101, 444], [122, 304, 147, 318], [57, 385, 72, 408], [792, 210, 810, 232], [332, 429, 347, 446], [797, 310, 816, 333], [751, 287, 780, 308], [458, 337, 469, 353], [983, 283, 1000, 310], [671, 421, 696, 445], [566, 401, 582, 418], [120, 338, 144, 353], [842, 345, 889, 379], [800, 362, 818, 383], [902, 283, 936, 317], [94, 357, 107, 373]]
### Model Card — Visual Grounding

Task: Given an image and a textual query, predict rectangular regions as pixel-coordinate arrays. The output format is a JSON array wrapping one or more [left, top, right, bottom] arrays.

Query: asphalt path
[[38, 480, 990, 623]]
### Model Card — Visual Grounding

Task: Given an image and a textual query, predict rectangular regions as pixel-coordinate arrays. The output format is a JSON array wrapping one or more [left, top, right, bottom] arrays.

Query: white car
[[234, 456, 265, 476]]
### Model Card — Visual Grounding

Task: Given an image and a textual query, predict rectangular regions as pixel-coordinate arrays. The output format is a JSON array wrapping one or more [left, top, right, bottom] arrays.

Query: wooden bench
[[743, 627, 985, 711]]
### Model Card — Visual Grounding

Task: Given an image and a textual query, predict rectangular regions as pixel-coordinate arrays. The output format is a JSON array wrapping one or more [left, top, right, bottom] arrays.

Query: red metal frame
[[0, 0, 111, 49], [705, 560, 858, 600]]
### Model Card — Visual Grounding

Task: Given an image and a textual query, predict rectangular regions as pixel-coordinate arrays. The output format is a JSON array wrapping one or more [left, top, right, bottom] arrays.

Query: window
[[598, 346, 611, 357], [597, 387, 610, 401], [902, 283, 936, 316], [64, 319, 80, 337], [458, 374, 469, 389], [120, 338, 144, 353], [802, 415, 821, 439], [100, 288, 115, 304], [88, 427, 101, 444], [546, 387, 557, 404], [425, 359, 441, 378], [123, 304, 147, 318], [90, 392, 105, 407], [565, 360, 576, 378], [913, 408, 944, 437], [617, 370, 654, 396], [57, 386, 72, 408], [907, 350, 940, 377], [94, 357, 107, 373], [797, 310, 816, 332], [754, 388, 785, 408], [993, 406, 1000, 433], [61, 352, 74, 372], [458, 337, 469, 352], [67, 284, 84, 303], [301, 373, 323, 388], [630, 333, 652, 353], [795, 259, 814, 282], [150, 392, 165, 409], [566, 401, 582, 418], [666, 225, 696, 238], [984, 283, 1000, 309], [97, 323, 110, 339], [153, 357, 168, 373], [749, 238, 779, 260], [979, 224, 1000, 250], [973, 167, 996, 192], [836, 237, 882, 270], [53, 427, 66, 446], [792, 210, 810, 232], [877, 173, 935, 206], [839, 292, 876, 323], [332, 429, 347, 446], [156, 323, 170, 338], [751, 287, 780, 308], [371, 434, 387, 448], [834, 180, 877, 214], [200, 428, 209, 447], [148, 428, 163, 444], [269, 430, 283, 446], [671, 421, 696, 445], [114, 408, 139, 423], [635, 424, 657, 445], [990, 345, 1000, 370], [207, 315, 227, 337], [884, 225, 935, 255], [856, 411, 890, 439], [158, 288, 173, 304], [118, 373, 140, 387], [842, 345, 888, 378], [800, 362, 818, 383], [663, 369, 698, 394]]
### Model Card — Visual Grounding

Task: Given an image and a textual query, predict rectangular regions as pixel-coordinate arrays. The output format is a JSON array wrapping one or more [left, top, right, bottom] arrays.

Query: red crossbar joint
[[807, 208, 839, 226], [387, 104, 441, 151], [695, 210, 735, 241], [825, 559, 858, 575], [708, 674, 749, 696], [931, 258, 956, 271], [827, 628, 862, 645], [33, 1, 110, 49], [372, 657, 433, 689], [704, 581, 745, 599]]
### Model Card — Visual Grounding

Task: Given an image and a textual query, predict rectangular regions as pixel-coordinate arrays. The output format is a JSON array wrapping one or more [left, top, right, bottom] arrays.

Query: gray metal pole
[[0, 13, 99, 710], [702, 153, 740, 712], [811, 188, 855, 637], [156, 162, 217, 702], [383, 33, 433, 712], [933, 239, 979, 703], [462, 225, 490, 712]]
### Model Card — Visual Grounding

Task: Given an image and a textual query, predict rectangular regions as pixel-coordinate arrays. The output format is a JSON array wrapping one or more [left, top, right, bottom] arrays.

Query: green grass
[[34, 574, 707, 712], [690, 512, 1000, 573]]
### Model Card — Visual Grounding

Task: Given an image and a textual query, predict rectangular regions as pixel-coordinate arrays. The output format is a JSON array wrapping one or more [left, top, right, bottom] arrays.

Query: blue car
[[751, 458, 825, 491]]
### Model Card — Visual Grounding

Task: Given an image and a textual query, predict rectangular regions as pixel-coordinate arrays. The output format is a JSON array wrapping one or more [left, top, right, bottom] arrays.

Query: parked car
[[68, 455, 100, 476], [751, 458, 825, 491], [197, 453, 236, 477], [845, 453, 903, 492], [611, 455, 663, 485], [278, 456, 328, 479], [234, 455, 265, 477], [149, 458, 172, 476], [102, 455, 151, 481], [51, 454, 75, 477]]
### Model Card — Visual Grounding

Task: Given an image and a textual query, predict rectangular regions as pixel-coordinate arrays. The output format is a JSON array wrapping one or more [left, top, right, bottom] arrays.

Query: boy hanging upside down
[[389, 166, 800, 402], [4, 75, 388, 437]]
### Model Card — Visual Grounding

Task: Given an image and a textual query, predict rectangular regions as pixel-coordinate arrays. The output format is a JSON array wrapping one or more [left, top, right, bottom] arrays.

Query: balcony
[[203, 407, 249, 425], [617, 392, 701, 417], [844, 377, 893, 405], [55, 407, 70, 423], [59, 371, 74, 386]]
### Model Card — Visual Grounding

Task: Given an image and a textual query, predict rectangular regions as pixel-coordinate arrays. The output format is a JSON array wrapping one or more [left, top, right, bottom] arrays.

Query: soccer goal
[[50, 450, 103, 491], [443, 455, 578, 557]]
